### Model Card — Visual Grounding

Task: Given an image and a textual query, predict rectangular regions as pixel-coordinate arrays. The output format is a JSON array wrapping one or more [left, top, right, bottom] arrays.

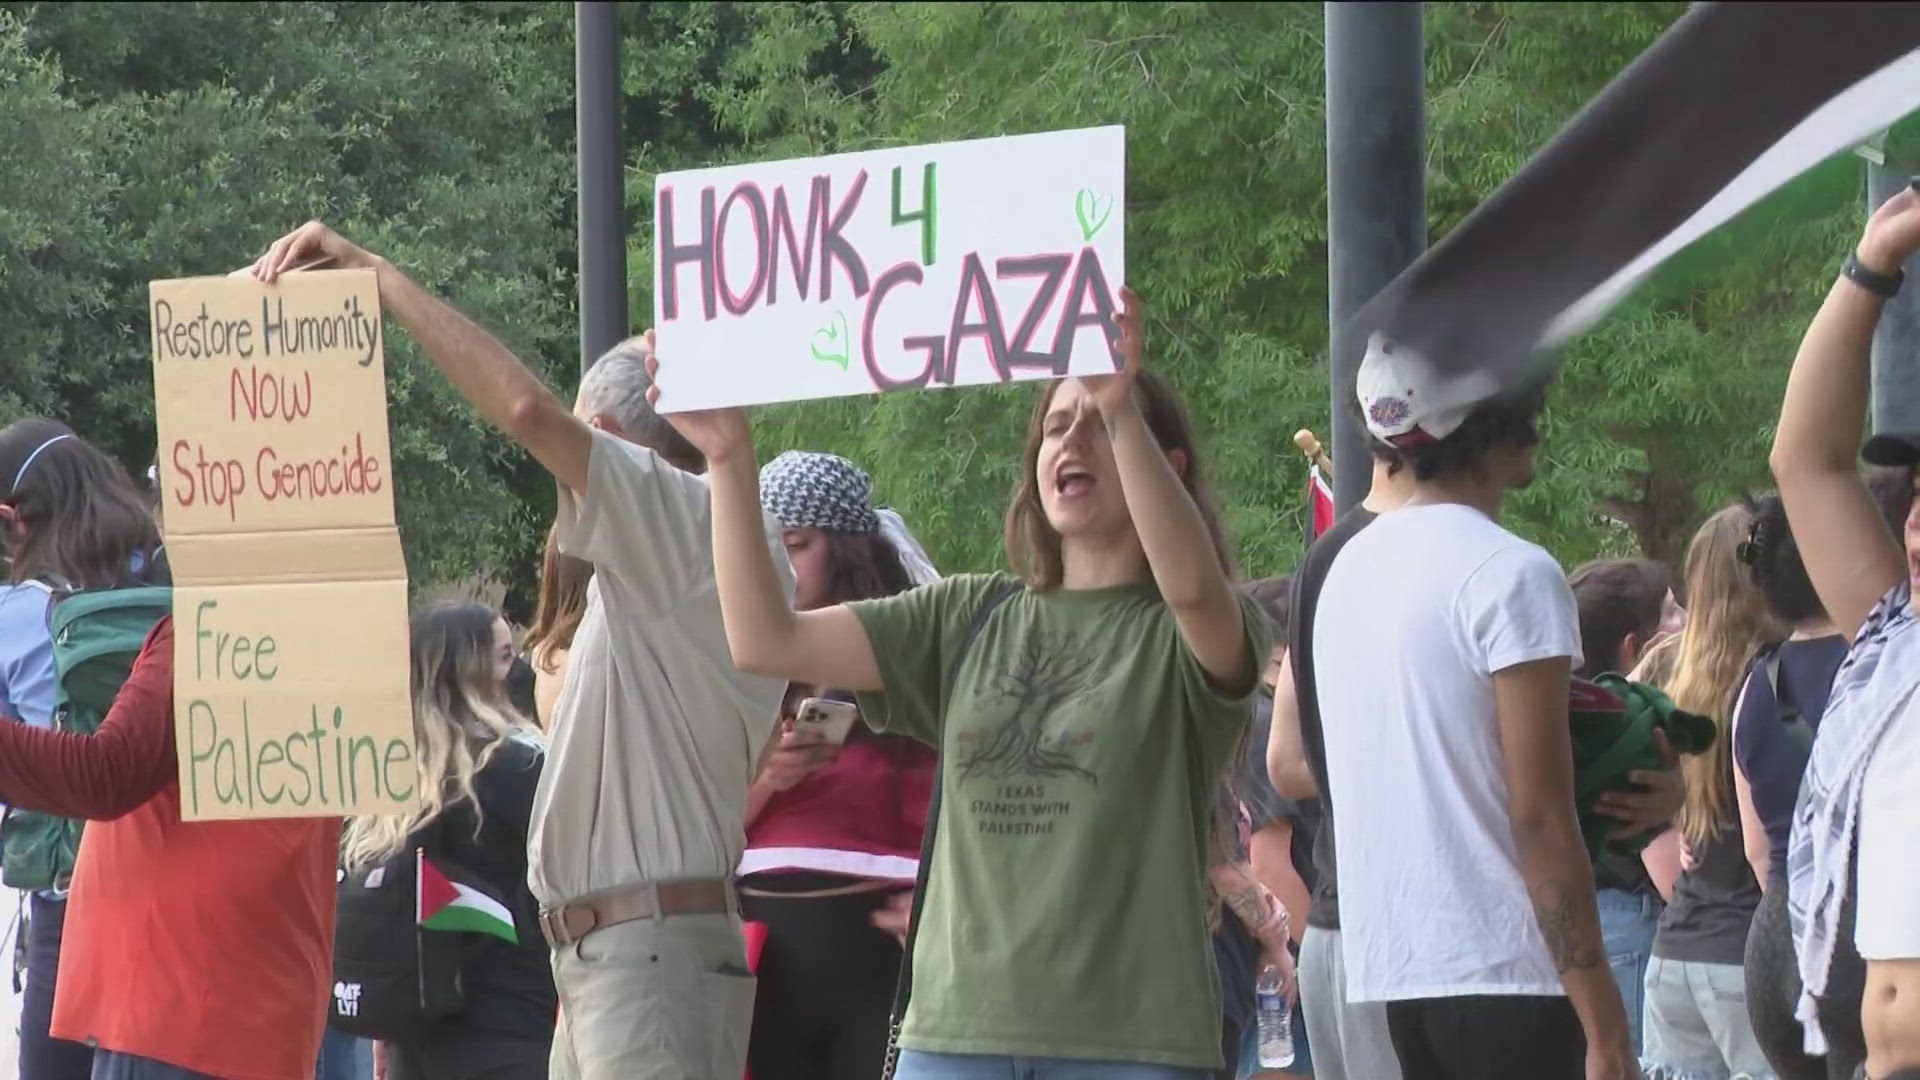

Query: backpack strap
[[1760, 645, 1817, 760], [882, 581, 1020, 1079]]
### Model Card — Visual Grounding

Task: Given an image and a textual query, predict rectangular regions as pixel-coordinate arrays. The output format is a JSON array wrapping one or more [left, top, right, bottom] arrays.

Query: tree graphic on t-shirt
[[956, 639, 1099, 783]]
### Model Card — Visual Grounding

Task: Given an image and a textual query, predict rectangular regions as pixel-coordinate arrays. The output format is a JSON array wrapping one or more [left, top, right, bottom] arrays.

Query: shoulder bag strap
[[882, 582, 1019, 1079]]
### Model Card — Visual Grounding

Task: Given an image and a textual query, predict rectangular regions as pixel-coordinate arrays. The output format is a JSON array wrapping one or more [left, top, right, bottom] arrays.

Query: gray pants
[[1642, 956, 1775, 1079], [1299, 925, 1402, 1080]]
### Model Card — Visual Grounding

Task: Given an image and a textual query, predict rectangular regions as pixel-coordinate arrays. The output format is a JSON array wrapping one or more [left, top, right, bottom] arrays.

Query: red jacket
[[740, 732, 935, 882], [0, 619, 335, 1080]]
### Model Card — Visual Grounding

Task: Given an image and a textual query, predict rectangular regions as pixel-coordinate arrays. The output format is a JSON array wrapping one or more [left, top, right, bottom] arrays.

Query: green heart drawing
[[1075, 189, 1113, 241], [811, 311, 851, 370]]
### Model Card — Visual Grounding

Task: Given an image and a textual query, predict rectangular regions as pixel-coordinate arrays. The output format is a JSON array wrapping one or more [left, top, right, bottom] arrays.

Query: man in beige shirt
[[252, 222, 791, 1080]]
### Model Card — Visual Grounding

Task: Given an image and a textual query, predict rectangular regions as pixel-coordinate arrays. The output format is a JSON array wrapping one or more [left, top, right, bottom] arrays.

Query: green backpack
[[1568, 673, 1719, 864], [1, 585, 172, 891]]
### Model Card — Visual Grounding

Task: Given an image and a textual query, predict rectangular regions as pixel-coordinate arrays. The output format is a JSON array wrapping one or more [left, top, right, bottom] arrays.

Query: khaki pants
[[549, 912, 755, 1080]]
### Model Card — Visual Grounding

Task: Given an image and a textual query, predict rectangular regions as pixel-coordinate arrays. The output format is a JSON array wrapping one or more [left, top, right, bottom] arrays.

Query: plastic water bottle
[[1256, 964, 1294, 1068]]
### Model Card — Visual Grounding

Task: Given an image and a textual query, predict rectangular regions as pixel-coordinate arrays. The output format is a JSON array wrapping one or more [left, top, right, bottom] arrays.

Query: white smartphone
[[792, 697, 858, 746]]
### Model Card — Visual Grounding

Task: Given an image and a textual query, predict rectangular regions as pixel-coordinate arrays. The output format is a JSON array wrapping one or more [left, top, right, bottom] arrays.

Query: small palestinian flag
[[1349, 2, 1920, 405], [416, 850, 519, 944], [1307, 463, 1335, 539]]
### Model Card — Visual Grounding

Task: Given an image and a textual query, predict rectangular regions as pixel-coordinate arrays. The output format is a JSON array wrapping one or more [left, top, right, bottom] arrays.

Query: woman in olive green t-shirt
[[650, 292, 1267, 1077]]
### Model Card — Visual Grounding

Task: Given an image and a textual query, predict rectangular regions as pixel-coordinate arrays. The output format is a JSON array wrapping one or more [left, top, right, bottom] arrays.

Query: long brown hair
[[820, 529, 913, 606], [1663, 502, 1784, 845], [523, 524, 591, 675], [1, 422, 160, 590], [1003, 371, 1234, 589]]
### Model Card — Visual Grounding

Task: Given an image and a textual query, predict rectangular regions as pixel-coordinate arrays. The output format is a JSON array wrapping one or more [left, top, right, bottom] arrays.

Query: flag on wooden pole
[[1307, 464, 1335, 539], [1294, 429, 1337, 539]]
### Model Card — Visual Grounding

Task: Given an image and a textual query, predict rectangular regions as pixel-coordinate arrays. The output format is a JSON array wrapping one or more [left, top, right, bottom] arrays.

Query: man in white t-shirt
[[1312, 339, 1637, 1080], [250, 223, 793, 1080]]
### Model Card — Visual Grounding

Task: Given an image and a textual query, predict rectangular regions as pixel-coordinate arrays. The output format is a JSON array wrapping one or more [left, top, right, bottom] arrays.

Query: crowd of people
[[0, 186, 1916, 1080]]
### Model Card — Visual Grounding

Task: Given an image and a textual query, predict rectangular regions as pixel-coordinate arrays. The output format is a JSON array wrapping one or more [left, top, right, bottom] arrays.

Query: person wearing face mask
[[736, 451, 938, 1080], [345, 603, 552, 1080], [655, 290, 1269, 1079]]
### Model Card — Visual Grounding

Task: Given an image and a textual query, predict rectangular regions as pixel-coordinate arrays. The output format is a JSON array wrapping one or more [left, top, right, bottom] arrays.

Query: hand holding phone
[[792, 697, 858, 746]]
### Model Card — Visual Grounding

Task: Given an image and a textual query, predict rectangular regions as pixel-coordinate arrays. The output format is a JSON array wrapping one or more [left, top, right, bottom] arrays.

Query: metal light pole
[[1324, 2, 1425, 514], [576, 1, 626, 374], [1868, 163, 1920, 435]]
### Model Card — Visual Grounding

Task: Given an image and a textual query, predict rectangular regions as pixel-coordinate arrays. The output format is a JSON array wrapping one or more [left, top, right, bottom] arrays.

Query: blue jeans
[[90, 1050, 216, 1079], [1235, 999, 1312, 1079], [1641, 958, 1775, 1079], [894, 1049, 1210, 1079], [1598, 886, 1662, 1055], [315, 1028, 374, 1080]]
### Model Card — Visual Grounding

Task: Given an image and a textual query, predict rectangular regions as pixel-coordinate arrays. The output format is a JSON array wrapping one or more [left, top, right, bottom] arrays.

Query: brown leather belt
[[539, 878, 735, 949]]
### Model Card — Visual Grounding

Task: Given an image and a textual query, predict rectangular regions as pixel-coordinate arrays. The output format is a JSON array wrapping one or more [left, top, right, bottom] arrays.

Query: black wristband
[[1843, 252, 1905, 298]]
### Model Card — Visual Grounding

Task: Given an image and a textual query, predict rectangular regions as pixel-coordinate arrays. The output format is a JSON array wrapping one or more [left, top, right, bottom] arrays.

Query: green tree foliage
[[0, 1, 575, 589]]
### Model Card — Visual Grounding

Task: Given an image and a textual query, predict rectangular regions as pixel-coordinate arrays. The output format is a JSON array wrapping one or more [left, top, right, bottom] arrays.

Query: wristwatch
[[1843, 252, 1905, 298]]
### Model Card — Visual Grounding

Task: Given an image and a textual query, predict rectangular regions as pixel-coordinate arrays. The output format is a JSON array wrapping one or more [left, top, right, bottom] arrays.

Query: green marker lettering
[[891, 162, 937, 266]]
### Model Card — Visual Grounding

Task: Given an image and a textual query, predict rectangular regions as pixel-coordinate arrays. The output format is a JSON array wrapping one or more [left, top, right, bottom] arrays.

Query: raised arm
[[647, 363, 882, 692], [1495, 656, 1636, 1077], [254, 222, 593, 494], [1768, 186, 1920, 640], [0, 620, 178, 821], [1096, 290, 1254, 691], [1265, 650, 1318, 799]]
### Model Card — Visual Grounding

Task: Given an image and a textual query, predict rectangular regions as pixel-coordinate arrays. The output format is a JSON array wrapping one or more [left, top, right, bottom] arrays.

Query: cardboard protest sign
[[150, 269, 415, 821], [652, 125, 1126, 412]]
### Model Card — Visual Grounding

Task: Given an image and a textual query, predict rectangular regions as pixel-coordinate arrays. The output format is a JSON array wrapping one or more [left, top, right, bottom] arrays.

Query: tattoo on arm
[[1529, 882, 1606, 973], [1218, 865, 1282, 935]]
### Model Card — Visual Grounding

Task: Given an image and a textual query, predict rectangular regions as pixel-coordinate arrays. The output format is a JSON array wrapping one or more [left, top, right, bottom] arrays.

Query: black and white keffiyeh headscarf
[[1788, 581, 1920, 1053], [759, 451, 941, 585], [760, 451, 880, 535]]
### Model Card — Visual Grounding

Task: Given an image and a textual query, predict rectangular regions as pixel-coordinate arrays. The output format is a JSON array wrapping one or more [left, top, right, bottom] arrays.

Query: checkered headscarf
[[759, 451, 880, 535]]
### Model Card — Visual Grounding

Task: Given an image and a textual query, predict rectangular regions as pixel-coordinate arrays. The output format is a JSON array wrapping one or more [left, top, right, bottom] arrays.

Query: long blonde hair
[[1660, 503, 1784, 845], [342, 603, 538, 872]]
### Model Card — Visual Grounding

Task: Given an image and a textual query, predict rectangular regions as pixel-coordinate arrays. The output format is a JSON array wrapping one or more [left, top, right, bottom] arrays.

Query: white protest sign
[[652, 125, 1125, 412]]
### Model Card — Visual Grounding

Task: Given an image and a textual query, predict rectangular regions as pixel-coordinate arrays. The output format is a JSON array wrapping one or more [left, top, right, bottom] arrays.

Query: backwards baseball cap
[[0, 418, 77, 497], [1861, 433, 1920, 468], [1356, 333, 1501, 447]]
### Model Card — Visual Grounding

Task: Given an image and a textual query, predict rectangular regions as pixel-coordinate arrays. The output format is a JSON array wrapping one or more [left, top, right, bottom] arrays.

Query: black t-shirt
[[1653, 761, 1764, 965], [422, 736, 557, 1041], [1289, 506, 1378, 931]]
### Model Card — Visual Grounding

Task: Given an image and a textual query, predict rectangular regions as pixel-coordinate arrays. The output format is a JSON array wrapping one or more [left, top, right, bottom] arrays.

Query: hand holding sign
[[251, 221, 381, 284], [644, 333, 752, 467], [1085, 287, 1144, 419]]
